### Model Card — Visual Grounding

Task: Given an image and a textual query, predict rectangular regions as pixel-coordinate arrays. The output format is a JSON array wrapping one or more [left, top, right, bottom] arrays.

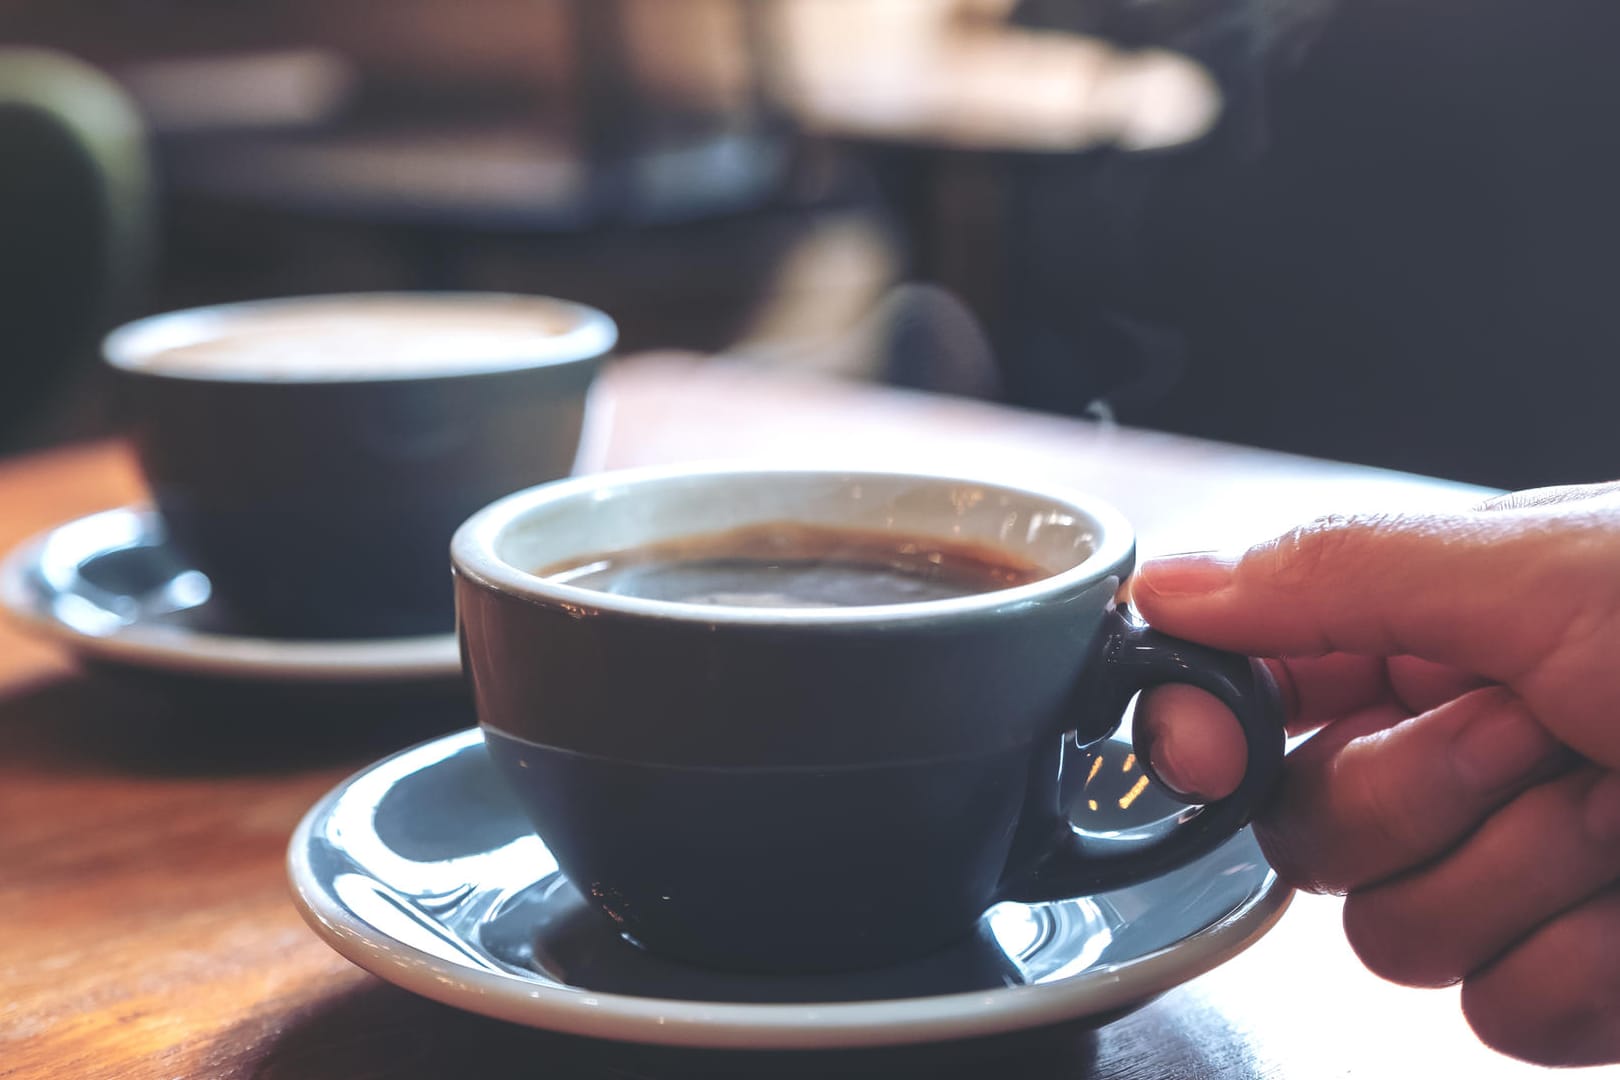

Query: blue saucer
[[0, 507, 460, 683], [288, 728, 1290, 1049]]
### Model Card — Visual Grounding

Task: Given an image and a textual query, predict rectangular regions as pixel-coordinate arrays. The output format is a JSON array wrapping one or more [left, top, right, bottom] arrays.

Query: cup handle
[[994, 607, 1287, 902]]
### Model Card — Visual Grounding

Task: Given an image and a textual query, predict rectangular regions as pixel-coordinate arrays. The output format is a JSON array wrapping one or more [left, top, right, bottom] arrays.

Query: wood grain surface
[[0, 355, 1596, 1078]]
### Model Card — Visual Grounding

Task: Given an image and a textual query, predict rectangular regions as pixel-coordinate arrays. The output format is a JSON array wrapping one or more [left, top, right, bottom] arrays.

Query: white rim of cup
[[449, 464, 1139, 626], [102, 291, 618, 384]]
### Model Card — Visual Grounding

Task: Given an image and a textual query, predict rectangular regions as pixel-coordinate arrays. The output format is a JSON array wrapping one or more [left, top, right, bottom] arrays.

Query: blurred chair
[[143, 0, 847, 356], [763, 0, 1225, 400], [0, 48, 152, 451]]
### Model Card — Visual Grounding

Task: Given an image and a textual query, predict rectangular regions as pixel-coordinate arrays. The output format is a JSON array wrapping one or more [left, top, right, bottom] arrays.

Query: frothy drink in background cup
[[114, 298, 586, 380], [104, 293, 616, 639]]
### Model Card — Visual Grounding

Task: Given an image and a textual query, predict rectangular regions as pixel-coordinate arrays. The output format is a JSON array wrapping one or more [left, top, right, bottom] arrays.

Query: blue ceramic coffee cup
[[105, 293, 615, 639], [452, 467, 1284, 972]]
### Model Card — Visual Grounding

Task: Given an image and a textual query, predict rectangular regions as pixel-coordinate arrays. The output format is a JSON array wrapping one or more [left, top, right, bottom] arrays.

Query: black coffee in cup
[[539, 522, 1047, 608]]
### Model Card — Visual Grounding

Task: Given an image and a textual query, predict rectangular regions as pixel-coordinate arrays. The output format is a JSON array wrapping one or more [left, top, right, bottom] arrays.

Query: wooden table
[[0, 355, 1592, 1078]]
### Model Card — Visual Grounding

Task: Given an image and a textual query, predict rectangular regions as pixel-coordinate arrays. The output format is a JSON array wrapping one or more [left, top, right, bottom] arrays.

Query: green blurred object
[[0, 48, 152, 450]]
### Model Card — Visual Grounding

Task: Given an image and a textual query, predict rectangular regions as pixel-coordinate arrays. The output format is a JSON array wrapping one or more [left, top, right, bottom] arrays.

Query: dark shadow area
[[995, 0, 1620, 489], [490, 886, 1029, 1004], [243, 980, 1114, 1080], [0, 667, 470, 778]]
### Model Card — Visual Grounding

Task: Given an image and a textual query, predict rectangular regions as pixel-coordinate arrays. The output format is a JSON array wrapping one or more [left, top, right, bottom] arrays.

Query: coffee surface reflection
[[540, 522, 1049, 608]]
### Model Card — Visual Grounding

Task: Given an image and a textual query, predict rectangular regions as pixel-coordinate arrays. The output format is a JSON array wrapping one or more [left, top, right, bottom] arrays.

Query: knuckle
[[1459, 901, 1620, 1067], [1460, 976, 1589, 1067], [1253, 729, 1434, 895], [1340, 893, 1402, 981], [1446, 687, 1552, 795], [1342, 891, 1462, 988], [1254, 515, 1367, 591], [1253, 513, 1411, 591], [1254, 769, 1345, 894], [1513, 769, 1596, 836], [1476, 480, 1620, 511], [1580, 771, 1620, 851], [1520, 586, 1620, 692], [1252, 819, 1326, 894], [1342, 732, 1435, 870], [1462, 681, 1525, 721]]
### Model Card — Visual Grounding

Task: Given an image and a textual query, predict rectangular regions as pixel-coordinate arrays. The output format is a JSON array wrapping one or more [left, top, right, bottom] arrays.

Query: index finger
[[1129, 502, 1620, 683]]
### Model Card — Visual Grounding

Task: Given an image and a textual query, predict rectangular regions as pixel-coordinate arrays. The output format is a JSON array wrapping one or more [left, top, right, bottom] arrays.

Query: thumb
[[1128, 505, 1619, 685]]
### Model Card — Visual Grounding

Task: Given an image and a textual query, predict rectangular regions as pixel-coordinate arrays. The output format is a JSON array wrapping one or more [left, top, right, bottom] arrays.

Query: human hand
[[1129, 482, 1620, 1067]]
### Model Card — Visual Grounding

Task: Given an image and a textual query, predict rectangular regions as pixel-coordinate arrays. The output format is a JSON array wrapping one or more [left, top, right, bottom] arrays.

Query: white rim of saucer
[[0, 508, 461, 683], [286, 728, 1294, 1050], [451, 464, 1139, 627]]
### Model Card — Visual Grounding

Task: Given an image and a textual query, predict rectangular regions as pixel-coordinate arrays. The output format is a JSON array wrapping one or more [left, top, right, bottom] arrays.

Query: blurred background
[[4, 0, 1619, 489]]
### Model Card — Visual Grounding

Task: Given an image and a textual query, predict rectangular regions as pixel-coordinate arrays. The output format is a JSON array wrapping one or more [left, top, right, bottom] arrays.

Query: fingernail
[[1451, 705, 1562, 791], [1147, 735, 1220, 803], [1136, 551, 1240, 597]]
